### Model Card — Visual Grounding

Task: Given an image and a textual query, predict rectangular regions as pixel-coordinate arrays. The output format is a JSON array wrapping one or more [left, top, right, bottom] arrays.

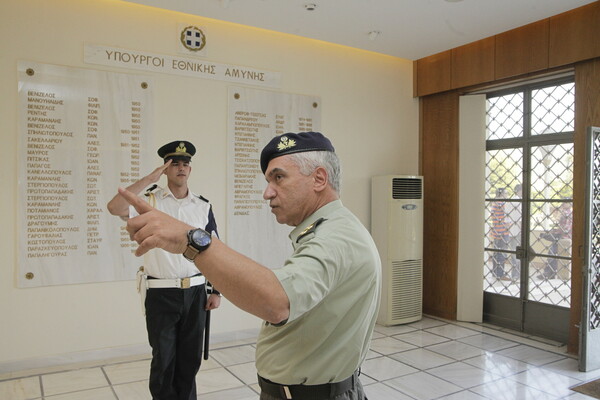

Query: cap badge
[[176, 142, 187, 154], [277, 136, 296, 151]]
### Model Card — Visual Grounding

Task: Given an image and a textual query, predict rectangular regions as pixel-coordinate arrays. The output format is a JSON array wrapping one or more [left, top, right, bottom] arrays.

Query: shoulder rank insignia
[[144, 184, 158, 207], [195, 194, 209, 203], [143, 184, 158, 196], [296, 217, 327, 243]]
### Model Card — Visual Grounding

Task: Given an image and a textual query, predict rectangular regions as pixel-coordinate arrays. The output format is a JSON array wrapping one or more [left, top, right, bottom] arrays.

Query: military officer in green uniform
[[118, 132, 381, 400]]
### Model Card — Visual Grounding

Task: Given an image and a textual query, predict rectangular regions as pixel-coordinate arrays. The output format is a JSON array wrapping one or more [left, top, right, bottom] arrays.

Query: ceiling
[[121, 0, 595, 60]]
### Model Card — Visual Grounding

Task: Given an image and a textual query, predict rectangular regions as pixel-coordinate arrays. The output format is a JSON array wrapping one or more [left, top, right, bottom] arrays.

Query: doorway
[[483, 79, 575, 342]]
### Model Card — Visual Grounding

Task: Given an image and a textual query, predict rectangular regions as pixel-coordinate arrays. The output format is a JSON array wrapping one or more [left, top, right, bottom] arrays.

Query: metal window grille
[[484, 80, 574, 307]]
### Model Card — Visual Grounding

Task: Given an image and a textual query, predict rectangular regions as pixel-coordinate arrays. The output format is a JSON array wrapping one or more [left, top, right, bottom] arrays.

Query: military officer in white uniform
[[107, 140, 221, 400]]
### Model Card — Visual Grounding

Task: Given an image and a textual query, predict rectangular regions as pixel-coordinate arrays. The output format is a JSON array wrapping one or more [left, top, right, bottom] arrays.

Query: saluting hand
[[146, 159, 172, 183], [118, 186, 191, 257]]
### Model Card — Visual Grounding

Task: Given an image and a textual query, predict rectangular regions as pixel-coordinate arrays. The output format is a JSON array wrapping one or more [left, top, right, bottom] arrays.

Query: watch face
[[191, 228, 211, 249]]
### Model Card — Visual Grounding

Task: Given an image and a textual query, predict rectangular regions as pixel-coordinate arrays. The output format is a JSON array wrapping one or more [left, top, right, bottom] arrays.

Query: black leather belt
[[257, 371, 357, 400]]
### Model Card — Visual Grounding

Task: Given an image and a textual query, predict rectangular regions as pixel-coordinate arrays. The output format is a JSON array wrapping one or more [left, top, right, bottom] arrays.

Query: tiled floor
[[2, 316, 600, 399]]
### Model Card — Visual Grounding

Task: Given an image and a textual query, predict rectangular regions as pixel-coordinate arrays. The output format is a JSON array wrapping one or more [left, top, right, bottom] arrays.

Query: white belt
[[146, 275, 206, 289]]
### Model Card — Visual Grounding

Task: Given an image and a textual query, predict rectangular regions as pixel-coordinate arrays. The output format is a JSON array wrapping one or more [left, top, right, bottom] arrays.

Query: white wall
[[0, 0, 418, 369]]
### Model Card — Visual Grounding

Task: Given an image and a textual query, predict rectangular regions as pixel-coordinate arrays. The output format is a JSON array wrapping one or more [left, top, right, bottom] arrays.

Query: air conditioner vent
[[392, 178, 422, 200]]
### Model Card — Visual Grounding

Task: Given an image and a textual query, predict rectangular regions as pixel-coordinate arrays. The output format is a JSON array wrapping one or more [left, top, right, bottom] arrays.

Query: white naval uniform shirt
[[129, 186, 214, 279]]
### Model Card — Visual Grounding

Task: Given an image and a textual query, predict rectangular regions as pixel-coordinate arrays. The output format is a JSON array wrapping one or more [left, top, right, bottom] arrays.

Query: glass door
[[483, 79, 574, 342]]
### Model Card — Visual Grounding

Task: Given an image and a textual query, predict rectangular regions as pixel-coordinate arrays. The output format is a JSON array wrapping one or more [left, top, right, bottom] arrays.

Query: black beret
[[157, 140, 196, 162], [260, 132, 335, 173]]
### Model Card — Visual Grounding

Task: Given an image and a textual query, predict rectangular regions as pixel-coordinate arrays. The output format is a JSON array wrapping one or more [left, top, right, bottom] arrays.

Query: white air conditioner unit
[[371, 175, 423, 326]]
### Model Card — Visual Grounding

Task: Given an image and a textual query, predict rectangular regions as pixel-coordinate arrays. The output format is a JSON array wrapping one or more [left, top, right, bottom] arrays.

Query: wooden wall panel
[[495, 19, 549, 80], [420, 92, 459, 320], [451, 37, 495, 89], [570, 58, 600, 354], [550, 2, 600, 68], [415, 50, 452, 97], [414, 2, 599, 97]]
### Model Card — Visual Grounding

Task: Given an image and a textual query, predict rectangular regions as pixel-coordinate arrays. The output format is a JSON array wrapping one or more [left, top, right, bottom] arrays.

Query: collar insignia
[[277, 136, 296, 151]]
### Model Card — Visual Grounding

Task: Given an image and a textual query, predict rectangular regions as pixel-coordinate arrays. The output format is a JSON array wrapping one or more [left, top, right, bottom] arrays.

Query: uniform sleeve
[[273, 236, 342, 323]]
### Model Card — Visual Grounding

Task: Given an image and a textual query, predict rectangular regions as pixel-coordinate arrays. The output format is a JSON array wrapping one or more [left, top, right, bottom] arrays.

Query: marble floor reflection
[[2, 316, 599, 399]]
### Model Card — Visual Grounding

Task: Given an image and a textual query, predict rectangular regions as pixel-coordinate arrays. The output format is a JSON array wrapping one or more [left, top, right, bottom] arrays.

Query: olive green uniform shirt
[[255, 200, 381, 385]]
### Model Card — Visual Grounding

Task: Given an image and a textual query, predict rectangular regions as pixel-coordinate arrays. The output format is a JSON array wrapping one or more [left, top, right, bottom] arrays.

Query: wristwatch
[[183, 228, 212, 261]]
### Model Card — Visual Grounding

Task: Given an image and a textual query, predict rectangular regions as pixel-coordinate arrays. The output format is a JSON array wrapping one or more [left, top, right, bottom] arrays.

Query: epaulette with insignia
[[296, 217, 327, 243], [195, 194, 209, 203], [143, 184, 158, 197]]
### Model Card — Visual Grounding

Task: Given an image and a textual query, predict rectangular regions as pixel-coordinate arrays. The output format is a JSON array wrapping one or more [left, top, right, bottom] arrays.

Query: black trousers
[[145, 284, 207, 400]]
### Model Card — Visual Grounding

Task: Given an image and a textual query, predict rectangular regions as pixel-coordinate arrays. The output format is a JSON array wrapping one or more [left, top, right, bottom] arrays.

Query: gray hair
[[288, 151, 341, 194]]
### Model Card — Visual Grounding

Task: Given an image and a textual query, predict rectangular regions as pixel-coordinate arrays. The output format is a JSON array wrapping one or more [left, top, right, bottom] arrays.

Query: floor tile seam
[[487, 351, 559, 368], [100, 365, 120, 399], [518, 364, 586, 383], [418, 345, 462, 361], [433, 387, 485, 400], [421, 332, 482, 342], [36, 365, 107, 380], [212, 358, 257, 368], [432, 317, 568, 352], [427, 360, 508, 382], [476, 322, 566, 346], [387, 352, 458, 373], [500, 370, 582, 396], [474, 329, 571, 356], [38, 374, 44, 399], [110, 377, 149, 389], [211, 342, 257, 352], [366, 373, 421, 398], [97, 356, 152, 369], [243, 379, 261, 395], [461, 351, 528, 366], [467, 380, 538, 400], [454, 335, 522, 351], [419, 367, 510, 393], [369, 378, 420, 399], [223, 363, 256, 386], [498, 345, 571, 365], [198, 367, 248, 396], [419, 339, 490, 358], [1, 356, 153, 383], [0, 373, 44, 384], [460, 387, 499, 400], [201, 361, 226, 371], [451, 354, 523, 376], [376, 370, 469, 399], [41, 382, 112, 398], [496, 333, 566, 350], [391, 331, 446, 340], [422, 321, 483, 335]]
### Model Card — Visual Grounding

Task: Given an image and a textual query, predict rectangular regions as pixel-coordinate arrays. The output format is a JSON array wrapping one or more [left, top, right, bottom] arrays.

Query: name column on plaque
[[232, 111, 268, 216], [25, 90, 78, 259]]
